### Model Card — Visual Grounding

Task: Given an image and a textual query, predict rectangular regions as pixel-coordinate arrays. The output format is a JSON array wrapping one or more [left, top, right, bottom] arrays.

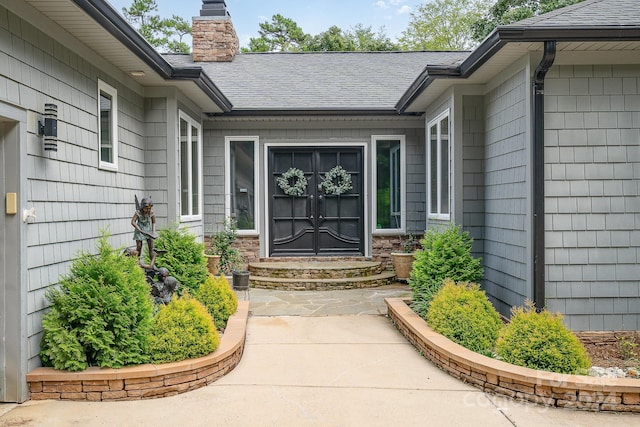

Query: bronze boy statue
[[131, 195, 157, 269]]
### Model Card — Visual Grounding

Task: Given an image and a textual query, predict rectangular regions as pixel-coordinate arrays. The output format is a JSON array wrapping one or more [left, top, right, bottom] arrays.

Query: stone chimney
[[192, 0, 239, 62]]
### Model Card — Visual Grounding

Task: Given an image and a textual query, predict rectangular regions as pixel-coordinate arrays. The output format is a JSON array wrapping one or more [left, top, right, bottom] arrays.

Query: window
[[225, 137, 259, 234], [179, 112, 202, 219], [372, 135, 405, 232], [98, 80, 118, 170], [428, 110, 450, 220]]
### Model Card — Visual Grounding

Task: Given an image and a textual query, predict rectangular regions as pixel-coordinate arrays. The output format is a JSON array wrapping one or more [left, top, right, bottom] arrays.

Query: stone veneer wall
[[192, 18, 239, 62], [372, 235, 422, 270], [26, 302, 248, 401], [386, 298, 640, 413]]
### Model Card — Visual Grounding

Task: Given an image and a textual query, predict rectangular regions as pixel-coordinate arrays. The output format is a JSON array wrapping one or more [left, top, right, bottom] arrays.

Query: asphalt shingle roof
[[164, 51, 469, 111], [504, 0, 640, 28]]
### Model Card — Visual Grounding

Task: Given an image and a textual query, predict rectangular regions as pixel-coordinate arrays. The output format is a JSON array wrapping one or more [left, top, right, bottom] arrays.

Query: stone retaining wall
[[26, 301, 249, 401], [385, 298, 640, 413]]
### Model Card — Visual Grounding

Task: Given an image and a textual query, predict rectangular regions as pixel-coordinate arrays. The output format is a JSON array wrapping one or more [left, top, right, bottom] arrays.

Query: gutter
[[532, 41, 556, 311], [72, 0, 232, 112], [207, 109, 423, 118]]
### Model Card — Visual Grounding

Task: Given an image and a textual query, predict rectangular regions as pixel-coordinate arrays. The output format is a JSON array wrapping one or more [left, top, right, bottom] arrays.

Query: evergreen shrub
[[148, 295, 220, 363], [40, 234, 154, 371], [154, 224, 209, 294], [496, 302, 591, 374], [427, 280, 502, 356], [409, 224, 483, 318], [194, 275, 238, 330]]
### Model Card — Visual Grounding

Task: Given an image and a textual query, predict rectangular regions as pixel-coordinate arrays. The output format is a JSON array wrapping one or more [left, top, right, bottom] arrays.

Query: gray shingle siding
[[545, 63, 640, 331], [1, 7, 149, 369], [480, 70, 530, 317]]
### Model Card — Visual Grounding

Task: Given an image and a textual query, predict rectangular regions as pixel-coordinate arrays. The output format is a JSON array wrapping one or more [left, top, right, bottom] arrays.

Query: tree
[[243, 15, 399, 53], [305, 24, 398, 52], [400, 0, 489, 51], [122, 0, 191, 53], [348, 24, 399, 52], [473, 0, 585, 42], [244, 14, 310, 52]]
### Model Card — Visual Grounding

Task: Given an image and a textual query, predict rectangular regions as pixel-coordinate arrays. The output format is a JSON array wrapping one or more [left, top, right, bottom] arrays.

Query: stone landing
[[249, 258, 396, 291]]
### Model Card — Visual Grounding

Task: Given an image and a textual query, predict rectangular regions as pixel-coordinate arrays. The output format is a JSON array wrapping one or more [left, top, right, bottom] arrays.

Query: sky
[[106, 0, 423, 48]]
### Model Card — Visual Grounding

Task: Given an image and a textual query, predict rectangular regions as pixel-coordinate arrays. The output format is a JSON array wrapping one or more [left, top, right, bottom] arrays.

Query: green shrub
[[208, 217, 242, 275], [40, 233, 154, 371], [409, 224, 483, 317], [154, 224, 209, 294], [148, 295, 220, 363], [496, 302, 591, 374], [194, 275, 238, 330], [427, 280, 502, 357]]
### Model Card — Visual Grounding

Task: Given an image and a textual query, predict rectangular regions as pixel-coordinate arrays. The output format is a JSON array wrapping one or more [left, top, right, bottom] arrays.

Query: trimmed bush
[[154, 224, 209, 294], [40, 234, 154, 371], [427, 280, 502, 357], [195, 275, 238, 330], [148, 295, 220, 363], [409, 224, 483, 318], [496, 302, 591, 374]]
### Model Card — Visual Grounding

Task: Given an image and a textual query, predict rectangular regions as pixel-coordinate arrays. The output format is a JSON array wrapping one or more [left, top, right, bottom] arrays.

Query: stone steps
[[248, 260, 395, 291]]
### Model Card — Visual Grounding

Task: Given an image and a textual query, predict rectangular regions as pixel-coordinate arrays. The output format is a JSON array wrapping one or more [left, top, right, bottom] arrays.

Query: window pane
[[100, 91, 112, 163], [440, 117, 449, 214], [191, 125, 199, 215], [231, 141, 255, 230], [180, 118, 189, 216], [430, 125, 438, 214], [376, 140, 401, 229]]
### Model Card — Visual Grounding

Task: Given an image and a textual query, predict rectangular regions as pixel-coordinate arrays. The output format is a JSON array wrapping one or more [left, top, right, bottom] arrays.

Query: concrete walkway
[[1, 285, 638, 426]]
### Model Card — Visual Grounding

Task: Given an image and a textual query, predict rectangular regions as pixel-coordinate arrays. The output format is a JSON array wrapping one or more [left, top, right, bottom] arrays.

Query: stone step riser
[[249, 260, 384, 280], [250, 276, 394, 291], [249, 266, 382, 279]]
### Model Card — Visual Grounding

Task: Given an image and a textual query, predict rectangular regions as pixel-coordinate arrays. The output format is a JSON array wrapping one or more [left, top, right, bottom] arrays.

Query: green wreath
[[277, 167, 308, 196], [321, 165, 353, 195]]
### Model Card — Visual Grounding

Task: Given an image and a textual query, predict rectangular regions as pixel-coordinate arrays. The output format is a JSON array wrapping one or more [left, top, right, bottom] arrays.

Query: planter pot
[[232, 270, 250, 290], [391, 252, 415, 281], [205, 254, 221, 276]]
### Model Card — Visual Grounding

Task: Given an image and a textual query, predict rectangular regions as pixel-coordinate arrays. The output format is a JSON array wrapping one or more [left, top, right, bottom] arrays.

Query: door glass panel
[[376, 140, 401, 229]]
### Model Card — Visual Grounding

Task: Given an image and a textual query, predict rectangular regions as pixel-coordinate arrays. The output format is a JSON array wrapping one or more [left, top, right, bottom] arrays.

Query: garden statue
[[150, 267, 179, 305], [131, 195, 157, 269]]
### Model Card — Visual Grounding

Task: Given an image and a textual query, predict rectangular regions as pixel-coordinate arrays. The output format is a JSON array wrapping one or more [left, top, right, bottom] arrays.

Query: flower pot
[[205, 254, 221, 276], [391, 252, 415, 281], [232, 270, 250, 290]]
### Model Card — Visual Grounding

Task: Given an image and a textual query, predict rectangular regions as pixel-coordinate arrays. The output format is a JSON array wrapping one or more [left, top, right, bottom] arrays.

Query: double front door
[[269, 147, 364, 256]]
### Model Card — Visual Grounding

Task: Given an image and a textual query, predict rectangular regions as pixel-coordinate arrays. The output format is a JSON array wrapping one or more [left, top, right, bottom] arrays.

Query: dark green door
[[269, 147, 364, 256]]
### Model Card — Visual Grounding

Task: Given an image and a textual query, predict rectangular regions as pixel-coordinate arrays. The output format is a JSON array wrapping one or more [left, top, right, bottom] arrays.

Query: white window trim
[[225, 136, 260, 236], [372, 135, 406, 234], [427, 109, 452, 221], [97, 79, 118, 171], [179, 111, 203, 222]]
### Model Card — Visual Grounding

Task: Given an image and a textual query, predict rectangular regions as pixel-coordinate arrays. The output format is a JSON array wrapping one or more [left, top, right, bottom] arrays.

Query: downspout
[[532, 41, 556, 311]]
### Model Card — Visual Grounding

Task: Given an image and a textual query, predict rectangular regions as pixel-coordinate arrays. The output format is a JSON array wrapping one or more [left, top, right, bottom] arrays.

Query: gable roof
[[398, 0, 640, 112], [164, 51, 468, 115]]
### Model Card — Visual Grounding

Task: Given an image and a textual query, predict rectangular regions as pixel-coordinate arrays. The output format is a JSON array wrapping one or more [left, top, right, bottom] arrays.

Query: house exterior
[[0, 0, 638, 403]]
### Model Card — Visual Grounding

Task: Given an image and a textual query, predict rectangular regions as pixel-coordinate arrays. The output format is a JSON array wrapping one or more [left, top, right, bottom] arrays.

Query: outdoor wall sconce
[[38, 103, 58, 151]]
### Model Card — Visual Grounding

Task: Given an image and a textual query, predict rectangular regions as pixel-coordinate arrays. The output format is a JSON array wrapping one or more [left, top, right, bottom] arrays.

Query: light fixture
[[129, 70, 146, 77], [38, 103, 58, 151]]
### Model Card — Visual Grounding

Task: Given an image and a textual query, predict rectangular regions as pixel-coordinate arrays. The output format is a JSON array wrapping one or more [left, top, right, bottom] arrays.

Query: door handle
[[308, 194, 314, 220]]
